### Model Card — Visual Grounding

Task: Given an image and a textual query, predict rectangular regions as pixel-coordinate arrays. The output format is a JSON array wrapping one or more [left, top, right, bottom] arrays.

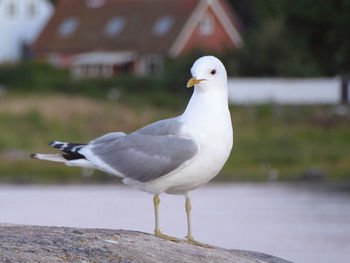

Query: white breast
[[162, 108, 233, 194], [126, 104, 233, 195], [124, 83, 233, 195]]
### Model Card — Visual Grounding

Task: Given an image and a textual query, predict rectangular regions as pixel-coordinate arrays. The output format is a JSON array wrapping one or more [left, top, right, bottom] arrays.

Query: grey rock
[[0, 225, 293, 263]]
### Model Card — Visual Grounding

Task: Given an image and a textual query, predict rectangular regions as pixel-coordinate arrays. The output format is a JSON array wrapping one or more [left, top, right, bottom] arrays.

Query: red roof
[[32, 0, 242, 57]]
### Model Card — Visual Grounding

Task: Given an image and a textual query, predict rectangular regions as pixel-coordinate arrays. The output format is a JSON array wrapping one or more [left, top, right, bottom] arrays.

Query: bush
[[0, 61, 196, 110]]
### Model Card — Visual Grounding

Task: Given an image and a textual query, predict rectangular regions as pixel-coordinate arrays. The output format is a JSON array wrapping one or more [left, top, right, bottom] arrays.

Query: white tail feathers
[[31, 153, 96, 169], [30, 153, 66, 163]]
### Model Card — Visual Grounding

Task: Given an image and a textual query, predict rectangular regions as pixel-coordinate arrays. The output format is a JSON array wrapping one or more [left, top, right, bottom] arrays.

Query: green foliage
[[0, 62, 69, 92], [0, 62, 191, 110], [0, 95, 349, 183], [226, 0, 350, 76], [222, 104, 350, 181], [48, 0, 57, 5], [284, 0, 350, 75]]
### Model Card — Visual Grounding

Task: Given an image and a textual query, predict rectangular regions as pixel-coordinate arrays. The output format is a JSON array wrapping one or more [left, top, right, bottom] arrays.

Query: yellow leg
[[153, 194, 161, 235], [185, 195, 194, 241], [153, 194, 179, 242], [185, 194, 212, 248]]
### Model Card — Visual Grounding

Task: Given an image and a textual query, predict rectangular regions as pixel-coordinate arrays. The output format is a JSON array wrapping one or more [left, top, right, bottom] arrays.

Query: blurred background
[[0, 0, 349, 262]]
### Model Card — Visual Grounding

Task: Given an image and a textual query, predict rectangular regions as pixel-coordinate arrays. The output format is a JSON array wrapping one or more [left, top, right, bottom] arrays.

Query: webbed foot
[[185, 235, 213, 248], [154, 230, 179, 242]]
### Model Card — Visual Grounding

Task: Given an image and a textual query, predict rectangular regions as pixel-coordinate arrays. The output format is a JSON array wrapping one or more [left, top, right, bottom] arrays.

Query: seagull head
[[187, 56, 227, 91]]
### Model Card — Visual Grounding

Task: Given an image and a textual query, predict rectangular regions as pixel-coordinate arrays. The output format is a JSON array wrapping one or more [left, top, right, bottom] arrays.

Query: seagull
[[31, 56, 233, 245]]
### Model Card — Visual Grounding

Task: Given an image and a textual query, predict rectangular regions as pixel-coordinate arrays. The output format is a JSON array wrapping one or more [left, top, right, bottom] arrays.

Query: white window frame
[[86, 0, 106, 8], [198, 13, 214, 35], [104, 17, 126, 37], [57, 17, 79, 37], [28, 1, 37, 18], [153, 16, 174, 36], [144, 55, 163, 75], [6, 1, 16, 18]]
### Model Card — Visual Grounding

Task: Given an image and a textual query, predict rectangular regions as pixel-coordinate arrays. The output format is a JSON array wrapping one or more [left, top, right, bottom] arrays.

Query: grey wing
[[132, 117, 183, 136], [85, 133, 198, 182]]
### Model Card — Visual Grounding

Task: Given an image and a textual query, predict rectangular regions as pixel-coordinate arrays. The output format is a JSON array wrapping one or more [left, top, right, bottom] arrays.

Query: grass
[[0, 94, 175, 183], [225, 105, 350, 181], [0, 94, 349, 183]]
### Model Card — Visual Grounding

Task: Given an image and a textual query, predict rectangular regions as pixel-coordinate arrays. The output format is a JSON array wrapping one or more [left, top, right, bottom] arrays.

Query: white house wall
[[228, 78, 341, 105], [0, 0, 53, 63]]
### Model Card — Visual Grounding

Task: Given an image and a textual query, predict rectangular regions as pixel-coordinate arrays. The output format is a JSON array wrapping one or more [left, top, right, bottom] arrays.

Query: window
[[86, 0, 106, 8], [199, 14, 214, 35], [6, 1, 16, 18], [105, 17, 125, 36], [57, 17, 79, 37], [144, 55, 163, 75], [28, 2, 37, 18], [153, 16, 174, 36]]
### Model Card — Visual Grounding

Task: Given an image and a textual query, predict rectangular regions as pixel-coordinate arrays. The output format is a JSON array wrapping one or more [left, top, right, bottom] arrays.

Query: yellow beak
[[186, 77, 204, 88]]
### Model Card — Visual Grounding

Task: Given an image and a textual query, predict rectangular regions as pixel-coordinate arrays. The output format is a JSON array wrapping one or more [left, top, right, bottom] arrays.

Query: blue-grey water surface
[[1, 183, 349, 263]]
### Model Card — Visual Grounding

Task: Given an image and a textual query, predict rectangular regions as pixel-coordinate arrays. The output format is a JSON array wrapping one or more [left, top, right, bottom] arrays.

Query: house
[[32, 0, 242, 78], [0, 0, 53, 63]]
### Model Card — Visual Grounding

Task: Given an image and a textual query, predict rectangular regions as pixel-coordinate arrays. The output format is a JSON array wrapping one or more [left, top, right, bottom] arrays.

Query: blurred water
[[1, 183, 350, 263]]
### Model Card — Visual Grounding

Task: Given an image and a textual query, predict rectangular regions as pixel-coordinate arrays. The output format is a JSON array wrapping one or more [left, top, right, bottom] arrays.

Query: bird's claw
[[154, 230, 179, 242], [185, 236, 213, 248]]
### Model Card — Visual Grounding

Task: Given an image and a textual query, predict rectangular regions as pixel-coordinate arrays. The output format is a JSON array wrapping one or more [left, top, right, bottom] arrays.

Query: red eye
[[211, 69, 216, 75]]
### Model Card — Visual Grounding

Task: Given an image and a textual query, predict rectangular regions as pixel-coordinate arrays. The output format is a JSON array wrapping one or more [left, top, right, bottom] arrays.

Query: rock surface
[[0, 225, 292, 263]]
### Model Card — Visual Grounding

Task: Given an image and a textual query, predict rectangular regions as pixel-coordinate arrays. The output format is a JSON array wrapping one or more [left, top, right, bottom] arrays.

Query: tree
[[284, 0, 350, 75], [225, 0, 350, 76], [48, 0, 57, 5]]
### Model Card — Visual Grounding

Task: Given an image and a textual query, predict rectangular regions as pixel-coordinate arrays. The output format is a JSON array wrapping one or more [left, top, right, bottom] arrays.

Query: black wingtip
[[30, 153, 37, 159], [49, 141, 56, 147]]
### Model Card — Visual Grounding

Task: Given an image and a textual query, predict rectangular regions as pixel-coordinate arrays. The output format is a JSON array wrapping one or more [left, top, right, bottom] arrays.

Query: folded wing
[[80, 119, 199, 182]]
